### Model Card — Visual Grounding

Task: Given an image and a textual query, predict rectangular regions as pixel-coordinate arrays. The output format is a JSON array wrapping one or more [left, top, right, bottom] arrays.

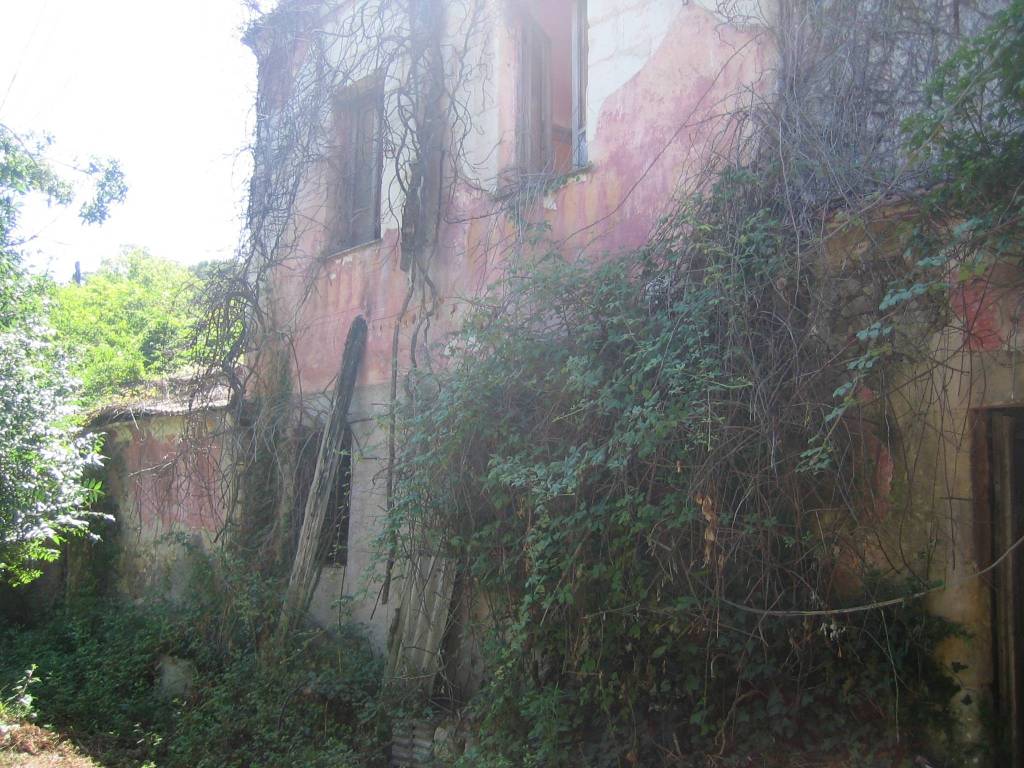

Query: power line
[[0, 0, 54, 115], [722, 530, 1024, 618]]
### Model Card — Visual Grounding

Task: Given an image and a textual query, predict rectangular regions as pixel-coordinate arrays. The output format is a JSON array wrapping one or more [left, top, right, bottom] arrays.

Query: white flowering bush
[[0, 125, 122, 585], [0, 319, 103, 585]]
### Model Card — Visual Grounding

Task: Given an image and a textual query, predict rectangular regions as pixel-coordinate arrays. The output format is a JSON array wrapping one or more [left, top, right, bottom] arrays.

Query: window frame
[[570, 0, 588, 169], [329, 77, 384, 253], [516, 12, 553, 177], [515, 0, 588, 178]]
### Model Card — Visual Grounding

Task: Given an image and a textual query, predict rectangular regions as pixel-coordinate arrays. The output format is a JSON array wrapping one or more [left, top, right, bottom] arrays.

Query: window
[[329, 79, 383, 251], [516, 0, 588, 177], [293, 427, 352, 568]]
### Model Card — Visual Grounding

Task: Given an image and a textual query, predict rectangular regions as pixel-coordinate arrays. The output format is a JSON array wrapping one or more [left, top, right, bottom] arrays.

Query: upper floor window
[[329, 78, 383, 252], [516, 0, 588, 178]]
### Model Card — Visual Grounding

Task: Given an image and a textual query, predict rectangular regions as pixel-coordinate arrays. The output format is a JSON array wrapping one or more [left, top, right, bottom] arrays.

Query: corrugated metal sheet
[[386, 553, 455, 690], [389, 719, 435, 768]]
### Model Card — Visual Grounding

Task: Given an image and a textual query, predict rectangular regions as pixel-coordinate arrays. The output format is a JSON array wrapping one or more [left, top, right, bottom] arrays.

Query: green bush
[[0, 599, 170, 762], [48, 248, 211, 408], [0, 124, 112, 586], [0, 583, 389, 767], [391, 241, 963, 766]]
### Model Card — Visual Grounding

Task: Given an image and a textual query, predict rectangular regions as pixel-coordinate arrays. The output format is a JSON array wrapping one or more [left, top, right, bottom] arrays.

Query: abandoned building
[[238, 0, 775, 649], [69, 0, 1024, 762]]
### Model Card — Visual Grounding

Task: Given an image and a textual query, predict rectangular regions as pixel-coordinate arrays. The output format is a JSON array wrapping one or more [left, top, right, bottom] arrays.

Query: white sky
[[1, 0, 262, 280]]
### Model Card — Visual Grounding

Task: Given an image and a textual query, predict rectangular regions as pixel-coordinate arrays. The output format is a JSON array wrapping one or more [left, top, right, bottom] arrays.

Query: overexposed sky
[[1, 0, 262, 279]]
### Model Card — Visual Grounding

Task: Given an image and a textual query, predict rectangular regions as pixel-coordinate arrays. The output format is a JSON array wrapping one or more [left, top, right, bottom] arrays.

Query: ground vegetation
[[0, 557, 391, 768]]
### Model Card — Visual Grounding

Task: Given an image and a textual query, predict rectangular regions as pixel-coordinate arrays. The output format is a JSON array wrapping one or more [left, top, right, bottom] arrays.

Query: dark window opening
[[329, 78, 383, 252], [293, 427, 352, 568], [516, 0, 587, 178]]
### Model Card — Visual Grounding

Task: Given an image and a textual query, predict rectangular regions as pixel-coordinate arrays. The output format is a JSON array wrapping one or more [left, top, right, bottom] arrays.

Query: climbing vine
[[163, 0, 1024, 763], [384, 2, 1024, 764], [387, 182, 965, 766]]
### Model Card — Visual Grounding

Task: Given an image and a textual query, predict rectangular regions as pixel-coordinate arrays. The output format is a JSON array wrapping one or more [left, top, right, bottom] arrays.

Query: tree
[[50, 248, 205, 407], [0, 123, 125, 585]]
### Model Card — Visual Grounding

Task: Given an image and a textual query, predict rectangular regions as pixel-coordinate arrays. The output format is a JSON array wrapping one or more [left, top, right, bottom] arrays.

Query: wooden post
[[278, 316, 367, 637]]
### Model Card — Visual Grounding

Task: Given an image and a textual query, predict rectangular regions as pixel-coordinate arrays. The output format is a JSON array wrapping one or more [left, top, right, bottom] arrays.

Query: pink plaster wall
[[267, 1, 773, 397], [951, 266, 1019, 353], [109, 418, 225, 536]]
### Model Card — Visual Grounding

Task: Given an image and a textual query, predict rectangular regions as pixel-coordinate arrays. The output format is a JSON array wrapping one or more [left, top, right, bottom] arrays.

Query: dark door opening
[[982, 410, 1024, 764]]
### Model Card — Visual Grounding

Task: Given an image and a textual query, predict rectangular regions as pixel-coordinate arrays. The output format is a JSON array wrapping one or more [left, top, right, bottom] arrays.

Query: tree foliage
[[0, 124, 124, 585], [49, 248, 206, 407]]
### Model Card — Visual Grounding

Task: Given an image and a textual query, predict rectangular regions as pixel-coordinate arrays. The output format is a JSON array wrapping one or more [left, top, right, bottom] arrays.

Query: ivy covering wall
[[382, 2, 1024, 764]]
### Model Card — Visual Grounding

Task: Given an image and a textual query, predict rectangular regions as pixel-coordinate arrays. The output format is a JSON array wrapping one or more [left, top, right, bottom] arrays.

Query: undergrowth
[[0, 561, 391, 768]]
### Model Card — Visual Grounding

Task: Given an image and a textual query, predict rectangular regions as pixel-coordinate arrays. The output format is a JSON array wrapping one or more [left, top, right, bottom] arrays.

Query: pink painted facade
[[245, 0, 776, 640], [96, 410, 230, 599], [264, 0, 773, 395], [112, 421, 223, 535]]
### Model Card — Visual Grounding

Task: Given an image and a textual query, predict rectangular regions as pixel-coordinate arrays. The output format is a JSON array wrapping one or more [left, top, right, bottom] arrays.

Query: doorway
[[981, 409, 1024, 764]]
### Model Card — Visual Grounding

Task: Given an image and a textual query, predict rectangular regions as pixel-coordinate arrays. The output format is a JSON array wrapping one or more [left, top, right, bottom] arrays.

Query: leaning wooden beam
[[278, 315, 367, 637]]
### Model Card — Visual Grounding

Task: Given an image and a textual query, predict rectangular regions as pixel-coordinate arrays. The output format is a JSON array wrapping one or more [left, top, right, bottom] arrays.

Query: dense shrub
[[0, 125, 115, 585], [0, 584, 389, 767]]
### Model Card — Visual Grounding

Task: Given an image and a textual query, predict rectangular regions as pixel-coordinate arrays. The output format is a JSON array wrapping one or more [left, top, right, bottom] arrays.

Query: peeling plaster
[[586, 0, 681, 144]]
